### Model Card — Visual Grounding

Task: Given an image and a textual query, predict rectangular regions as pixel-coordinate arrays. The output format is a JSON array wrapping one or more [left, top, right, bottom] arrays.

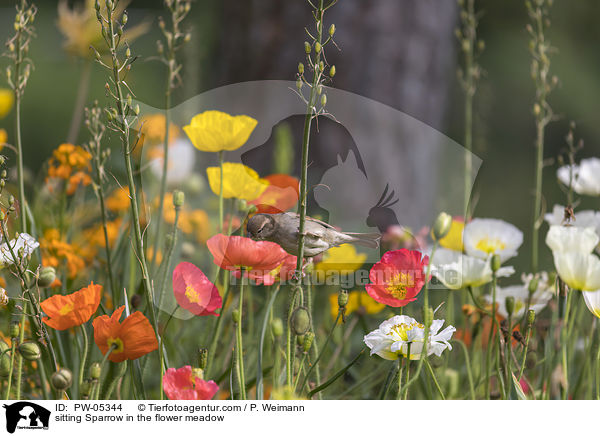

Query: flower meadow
[[0, 0, 600, 403]]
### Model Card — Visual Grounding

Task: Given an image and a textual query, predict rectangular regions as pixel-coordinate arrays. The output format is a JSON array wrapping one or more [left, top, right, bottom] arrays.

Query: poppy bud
[[80, 379, 92, 397], [329, 24, 336, 37], [304, 41, 311, 54], [329, 65, 336, 77], [491, 254, 501, 273], [51, 368, 73, 391], [173, 190, 185, 208], [527, 309, 536, 326], [9, 321, 19, 339], [296, 335, 304, 347], [315, 42, 322, 54], [0, 341, 11, 377], [505, 296, 515, 317], [291, 307, 310, 336], [337, 289, 348, 308], [303, 332, 314, 353], [432, 212, 452, 240], [18, 341, 41, 361], [37, 266, 56, 288], [271, 318, 283, 337], [90, 362, 101, 380], [232, 309, 240, 324], [528, 277, 539, 294], [298, 62, 304, 75], [198, 348, 208, 370]]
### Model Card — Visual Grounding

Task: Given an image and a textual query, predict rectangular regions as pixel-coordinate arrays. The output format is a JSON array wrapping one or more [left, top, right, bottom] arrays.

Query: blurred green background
[[0, 0, 599, 276]]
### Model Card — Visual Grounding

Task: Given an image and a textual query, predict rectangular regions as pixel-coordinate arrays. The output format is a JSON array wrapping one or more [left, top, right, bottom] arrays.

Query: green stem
[[257, 284, 280, 399], [454, 339, 475, 399], [403, 344, 412, 400], [5, 336, 17, 400], [235, 269, 246, 400], [596, 338, 600, 400], [205, 271, 230, 378], [14, 302, 27, 399], [425, 359, 445, 399], [78, 324, 89, 391], [94, 344, 117, 401], [218, 151, 224, 233], [396, 359, 404, 400], [300, 311, 340, 392]]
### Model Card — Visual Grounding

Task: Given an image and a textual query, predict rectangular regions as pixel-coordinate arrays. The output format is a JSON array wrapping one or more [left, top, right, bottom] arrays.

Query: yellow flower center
[[185, 285, 201, 304], [388, 322, 424, 341], [475, 237, 506, 254], [59, 301, 75, 316], [107, 337, 124, 354], [386, 272, 414, 299]]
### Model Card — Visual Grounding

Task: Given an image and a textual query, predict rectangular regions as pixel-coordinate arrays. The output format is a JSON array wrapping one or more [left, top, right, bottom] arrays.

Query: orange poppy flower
[[92, 306, 158, 362], [250, 174, 299, 214], [41, 282, 102, 330]]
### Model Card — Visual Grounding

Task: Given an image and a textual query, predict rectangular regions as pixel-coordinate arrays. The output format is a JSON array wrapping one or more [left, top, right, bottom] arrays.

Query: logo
[[2, 402, 50, 433]]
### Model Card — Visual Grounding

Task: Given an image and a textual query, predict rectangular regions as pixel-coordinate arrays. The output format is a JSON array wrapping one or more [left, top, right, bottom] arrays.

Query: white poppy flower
[[485, 283, 552, 319], [544, 204, 600, 235], [0, 233, 39, 266], [149, 138, 196, 185], [430, 248, 514, 290], [557, 157, 600, 197], [583, 290, 600, 318], [553, 252, 600, 291], [363, 315, 455, 360], [463, 218, 523, 262], [545, 225, 599, 254]]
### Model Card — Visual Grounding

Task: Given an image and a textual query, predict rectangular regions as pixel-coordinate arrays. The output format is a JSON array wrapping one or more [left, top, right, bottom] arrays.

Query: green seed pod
[[303, 332, 314, 353], [329, 65, 336, 77], [491, 254, 501, 273], [291, 307, 310, 336], [271, 318, 284, 337], [338, 290, 348, 308], [37, 266, 56, 288], [172, 190, 185, 208], [432, 212, 452, 240], [304, 41, 311, 54], [319, 61, 324, 71], [9, 321, 20, 339], [527, 309, 536, 325], [315, 42, 322, 54], [321, 94, 327, 107], [18, 341, 41, 361], [122, 12, 128, 25], [298, 62, 304, 75], [505, 296, 515, 317], [296, 78, 303, 91], [90, 362, 101, 380], [51, 368, 73, 391], [329, 24, 336, 37], [0, 341, 11, 377], [232, 309, 240, 324]]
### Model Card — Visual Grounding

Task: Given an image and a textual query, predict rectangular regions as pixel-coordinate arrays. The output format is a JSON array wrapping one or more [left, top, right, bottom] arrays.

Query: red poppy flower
[[163, 365, 219, 400], [365, 249, 429, 307], [207, 234, 288, 271], [250, 174, 299, 214], [173, 262, 222, 316], [92, 306, 158, 362], [41, 282, 102, 330], [236, 252, 299, 285]]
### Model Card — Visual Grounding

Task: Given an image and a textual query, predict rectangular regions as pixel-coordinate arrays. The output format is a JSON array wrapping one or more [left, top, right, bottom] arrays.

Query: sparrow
[[246, 212, 380, 257]]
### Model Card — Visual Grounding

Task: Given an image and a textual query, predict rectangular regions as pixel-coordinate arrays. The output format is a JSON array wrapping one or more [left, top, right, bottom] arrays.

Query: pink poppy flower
[[163, 365, 219, 400], [173, 262, 222, 316], [207, 234, 288, 271], [366, 249, 429, 307]]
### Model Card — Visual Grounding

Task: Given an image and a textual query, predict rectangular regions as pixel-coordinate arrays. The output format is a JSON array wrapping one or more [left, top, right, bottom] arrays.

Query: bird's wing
[[283, 212, 337, 230]]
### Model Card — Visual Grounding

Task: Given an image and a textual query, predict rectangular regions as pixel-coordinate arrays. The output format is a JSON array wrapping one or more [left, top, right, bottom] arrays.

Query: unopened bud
[[296, 78, 303, 91], [321, 94, 327, 107], [80, 379, 92, 397], [505, 296, 515, 317], [491, 254, 501, 273], [232, 309, 240, 324], [298, 62, 304, 75], [304, 41, 311, 54], [122, 13, 128, 25], [315, 42, 322, 53], [329, 24, 336, 37], [432, 212, 452, 240], [38, 266, 56, 287], [527, 309, 536, 325], [528, 277, 539, 294], [271, 318, 283, 337], [18, 341, 41, 361], [51, 368, 73, 391], [173, 190, 185, 208], [90, 362, 101, 380], [125, 47, 131, 58], [291, 307, 310, 336], [9, 321, 19, 339], [329, 65, 336, 77], [337, 290, 348, 308], [303, 332, 314, 353]]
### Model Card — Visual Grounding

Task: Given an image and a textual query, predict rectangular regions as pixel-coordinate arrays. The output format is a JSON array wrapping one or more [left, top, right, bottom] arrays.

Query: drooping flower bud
[[337, 289, 348, 308], [37, 266, 56, 288], [528, 277, 539, 294], [18, 341, 41, 361], [173, 190, 185, 209], [271, 318, 284, 337], [51, 368, 73, 391], [298, 62, 304, 75], [291, 307, 310, 336]]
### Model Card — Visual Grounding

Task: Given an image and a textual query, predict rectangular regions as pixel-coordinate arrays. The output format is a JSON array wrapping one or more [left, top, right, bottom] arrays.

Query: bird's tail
[[344, 232, 381, 249]]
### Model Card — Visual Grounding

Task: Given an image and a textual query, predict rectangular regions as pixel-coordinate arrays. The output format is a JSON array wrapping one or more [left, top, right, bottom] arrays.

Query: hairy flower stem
[[235, 270, 247, 400], [78, 324, 89, 390], [5, 330, 18, 400], [395, 359, 404, 400], [14, 302, 27, 399], [94, 344, 117, 401], [102, 3, 160, 350], [301, 311, 340, 392], [257, 284, 280, 399], [205, 272, 230, 378]]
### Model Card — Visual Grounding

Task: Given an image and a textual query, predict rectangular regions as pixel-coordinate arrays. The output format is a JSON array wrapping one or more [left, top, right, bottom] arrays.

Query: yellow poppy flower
[[316, 244, 366, 275], [0, 89, 14, 119], [206, 162, 268, 201], [183, 110, 258, 152], [439, 219, 464, 252], [329, 290, 385, 319]]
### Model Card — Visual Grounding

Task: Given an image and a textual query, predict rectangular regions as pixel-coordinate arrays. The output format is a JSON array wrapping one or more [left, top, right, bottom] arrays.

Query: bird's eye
[[257, 228, 262, 234]]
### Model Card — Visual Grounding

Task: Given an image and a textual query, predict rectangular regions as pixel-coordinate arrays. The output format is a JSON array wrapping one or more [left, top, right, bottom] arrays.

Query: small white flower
[[0, 233, 39, 266], [544, 204, 600, 235], [0, 287, 8, 306], [553, 252, 600, 291], [545, 225, 599, 254], [463, 218, 523, 262], [557, 157, 600, 197], [485, 282, 552, 319], [583, 290, 600, 319], [430, 248, 514, 290], [149, 138, 196, 185], [363, 315, 455, 360]]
